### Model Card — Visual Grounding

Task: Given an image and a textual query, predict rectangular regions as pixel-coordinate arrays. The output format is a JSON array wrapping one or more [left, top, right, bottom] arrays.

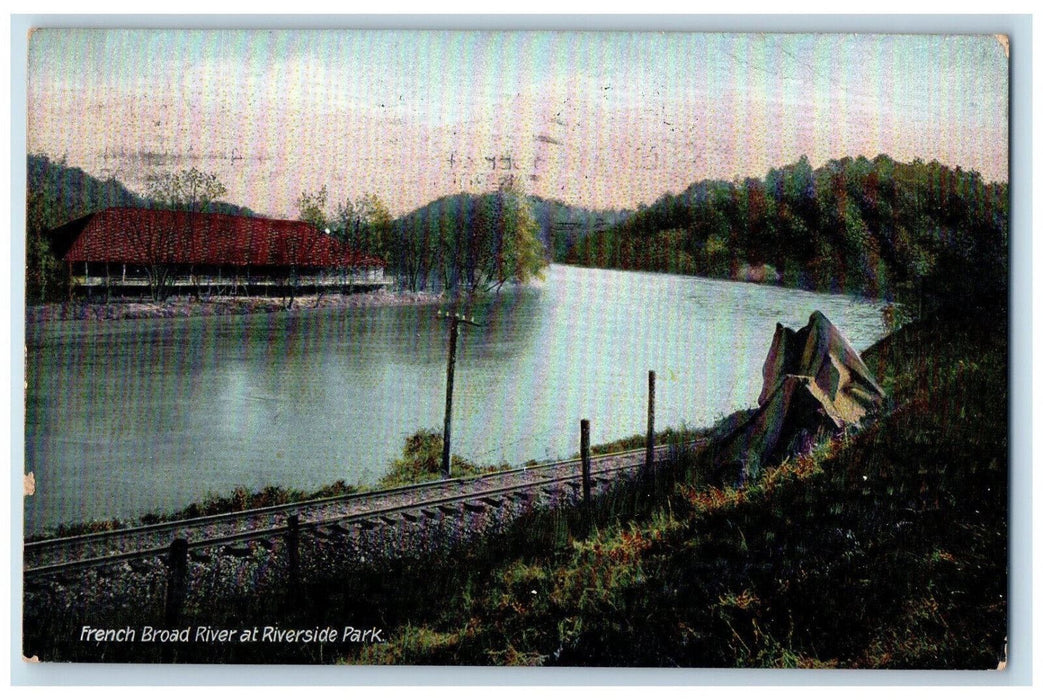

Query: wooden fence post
[[581, 419, 592, 506], [286, 514, 301, 601], [162, 537, 188, 662], [645, 370, 656, 477], [164, 538, 188, 628]]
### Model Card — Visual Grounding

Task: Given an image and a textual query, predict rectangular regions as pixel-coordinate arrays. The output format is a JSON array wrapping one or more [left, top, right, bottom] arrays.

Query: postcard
[[20, 23, 1013, 674]]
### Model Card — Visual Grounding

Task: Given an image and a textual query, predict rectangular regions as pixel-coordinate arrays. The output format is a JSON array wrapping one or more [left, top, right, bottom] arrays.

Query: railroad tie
[[438, 504, 459, 515], [130, 560, 156, 574], [420, 508, 440, 518], [480, 497, 504, 507], [308, 527, 329, 540], [380, 515, 399, 526], [355, 520, 379, 532], [222, 544, 252, 557], [400, 512, 420, 523], [463, 502, 486, 513]]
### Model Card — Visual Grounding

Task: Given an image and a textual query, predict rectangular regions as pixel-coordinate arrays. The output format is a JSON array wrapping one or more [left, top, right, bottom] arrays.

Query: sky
[[26, 29, 1010, 219]]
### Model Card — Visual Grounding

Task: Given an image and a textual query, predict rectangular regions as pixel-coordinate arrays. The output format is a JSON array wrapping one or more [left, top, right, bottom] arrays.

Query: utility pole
[[437, 310, 483, 479]]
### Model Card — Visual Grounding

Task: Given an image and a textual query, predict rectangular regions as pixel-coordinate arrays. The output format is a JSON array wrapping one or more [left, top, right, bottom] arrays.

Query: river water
[[24, 265, 886, 534]]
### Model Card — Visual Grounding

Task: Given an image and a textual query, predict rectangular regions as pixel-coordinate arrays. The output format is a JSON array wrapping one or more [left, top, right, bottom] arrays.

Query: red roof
[[57, 208, 383, 269]]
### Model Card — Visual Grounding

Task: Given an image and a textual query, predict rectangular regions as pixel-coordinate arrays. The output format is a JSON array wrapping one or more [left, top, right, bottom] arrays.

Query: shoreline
[[24, 425, 716, 542], [25, 288, 446, 323]]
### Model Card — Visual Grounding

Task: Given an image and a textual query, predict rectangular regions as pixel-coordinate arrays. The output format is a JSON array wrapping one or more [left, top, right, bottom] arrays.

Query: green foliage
[[28, 480, 358, 541], [378, 429, 505, 488], [26, 196, 62, 303], [26, 153, 149, 302], [348, 317, 1006, 669], [387, 185, 562, 293], [881, 302, 913, 334], [489, 182, 547, 291], [145, 167, 228, 212], [295, 189, 392, 260], [295, 185, 329, 230], [567, 156, 1008, 315], [24, 319, 1007, 666], [334, 193, 392, 258]]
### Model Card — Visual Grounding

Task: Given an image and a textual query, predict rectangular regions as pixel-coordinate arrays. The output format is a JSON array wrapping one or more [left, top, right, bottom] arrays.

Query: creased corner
[[994, 34, 1010, 59]]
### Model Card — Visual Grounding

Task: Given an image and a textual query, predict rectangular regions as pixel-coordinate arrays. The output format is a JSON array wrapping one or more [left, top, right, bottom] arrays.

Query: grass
[[22, 310, 1008, 667], [343, 313, 1007, 668], [375, 428, 509, 488]]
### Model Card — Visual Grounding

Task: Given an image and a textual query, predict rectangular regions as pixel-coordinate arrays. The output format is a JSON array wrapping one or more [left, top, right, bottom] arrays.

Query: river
[[24, 265, 886, 534]]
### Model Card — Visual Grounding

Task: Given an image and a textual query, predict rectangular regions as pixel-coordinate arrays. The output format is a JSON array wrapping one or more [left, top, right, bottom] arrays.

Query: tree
[[26, 188, 64, 303], [27, 153, 149, 302], [335, 193, 391, 258], [295, 185, 329, 231], [146, 166, 227, 212], [488, 182, 546, 292]]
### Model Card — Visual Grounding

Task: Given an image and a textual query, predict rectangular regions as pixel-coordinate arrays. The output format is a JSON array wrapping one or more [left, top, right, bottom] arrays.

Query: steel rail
[[24, 442, 704, 578], [25, 441, 685, 558], [25, 439, 705, 562]]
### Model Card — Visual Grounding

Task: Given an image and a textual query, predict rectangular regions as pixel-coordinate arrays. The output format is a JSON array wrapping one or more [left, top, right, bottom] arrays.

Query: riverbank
[[311, 314, 1004, 668], [339, 313, 1007, 668], [20, 312, 1009, 666], [25, 288, 444, 323], [24, 426, 697, 542]]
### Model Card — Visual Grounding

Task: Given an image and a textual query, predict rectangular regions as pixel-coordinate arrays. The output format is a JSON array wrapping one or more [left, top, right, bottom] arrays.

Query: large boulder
[[715, 311, 885, 480]]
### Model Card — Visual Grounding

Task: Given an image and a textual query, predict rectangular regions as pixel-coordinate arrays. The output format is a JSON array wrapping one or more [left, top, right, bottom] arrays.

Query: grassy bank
[[334, 313, 1007, 668]]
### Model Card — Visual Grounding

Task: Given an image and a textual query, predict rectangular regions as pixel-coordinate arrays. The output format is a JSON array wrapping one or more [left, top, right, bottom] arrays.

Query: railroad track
[[24, 440, 703, 578]]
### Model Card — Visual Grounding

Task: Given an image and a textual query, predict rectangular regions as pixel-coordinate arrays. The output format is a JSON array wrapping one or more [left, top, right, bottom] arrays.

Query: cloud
[[27, 30, 1009, 218]]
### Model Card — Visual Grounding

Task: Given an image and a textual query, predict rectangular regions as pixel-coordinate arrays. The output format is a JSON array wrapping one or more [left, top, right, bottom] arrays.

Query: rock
[[716, 311, 885, 480], [759, 310, 884, 421]]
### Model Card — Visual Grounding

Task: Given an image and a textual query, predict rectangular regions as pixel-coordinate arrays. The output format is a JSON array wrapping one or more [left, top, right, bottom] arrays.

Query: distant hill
[[393, 191, 629, 261], [27, 153, 258, 224], [566, 154, 1008, 315], [28, 153, 147, 216], [527, 196, 631, 261]]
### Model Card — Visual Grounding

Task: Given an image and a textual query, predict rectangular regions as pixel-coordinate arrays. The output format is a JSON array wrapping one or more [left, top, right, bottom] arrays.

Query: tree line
[[27, 152, 1008, 317], [26, 154, 145, 302], [293, 182, 548, 295], [565, 155, 1008, 316]]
